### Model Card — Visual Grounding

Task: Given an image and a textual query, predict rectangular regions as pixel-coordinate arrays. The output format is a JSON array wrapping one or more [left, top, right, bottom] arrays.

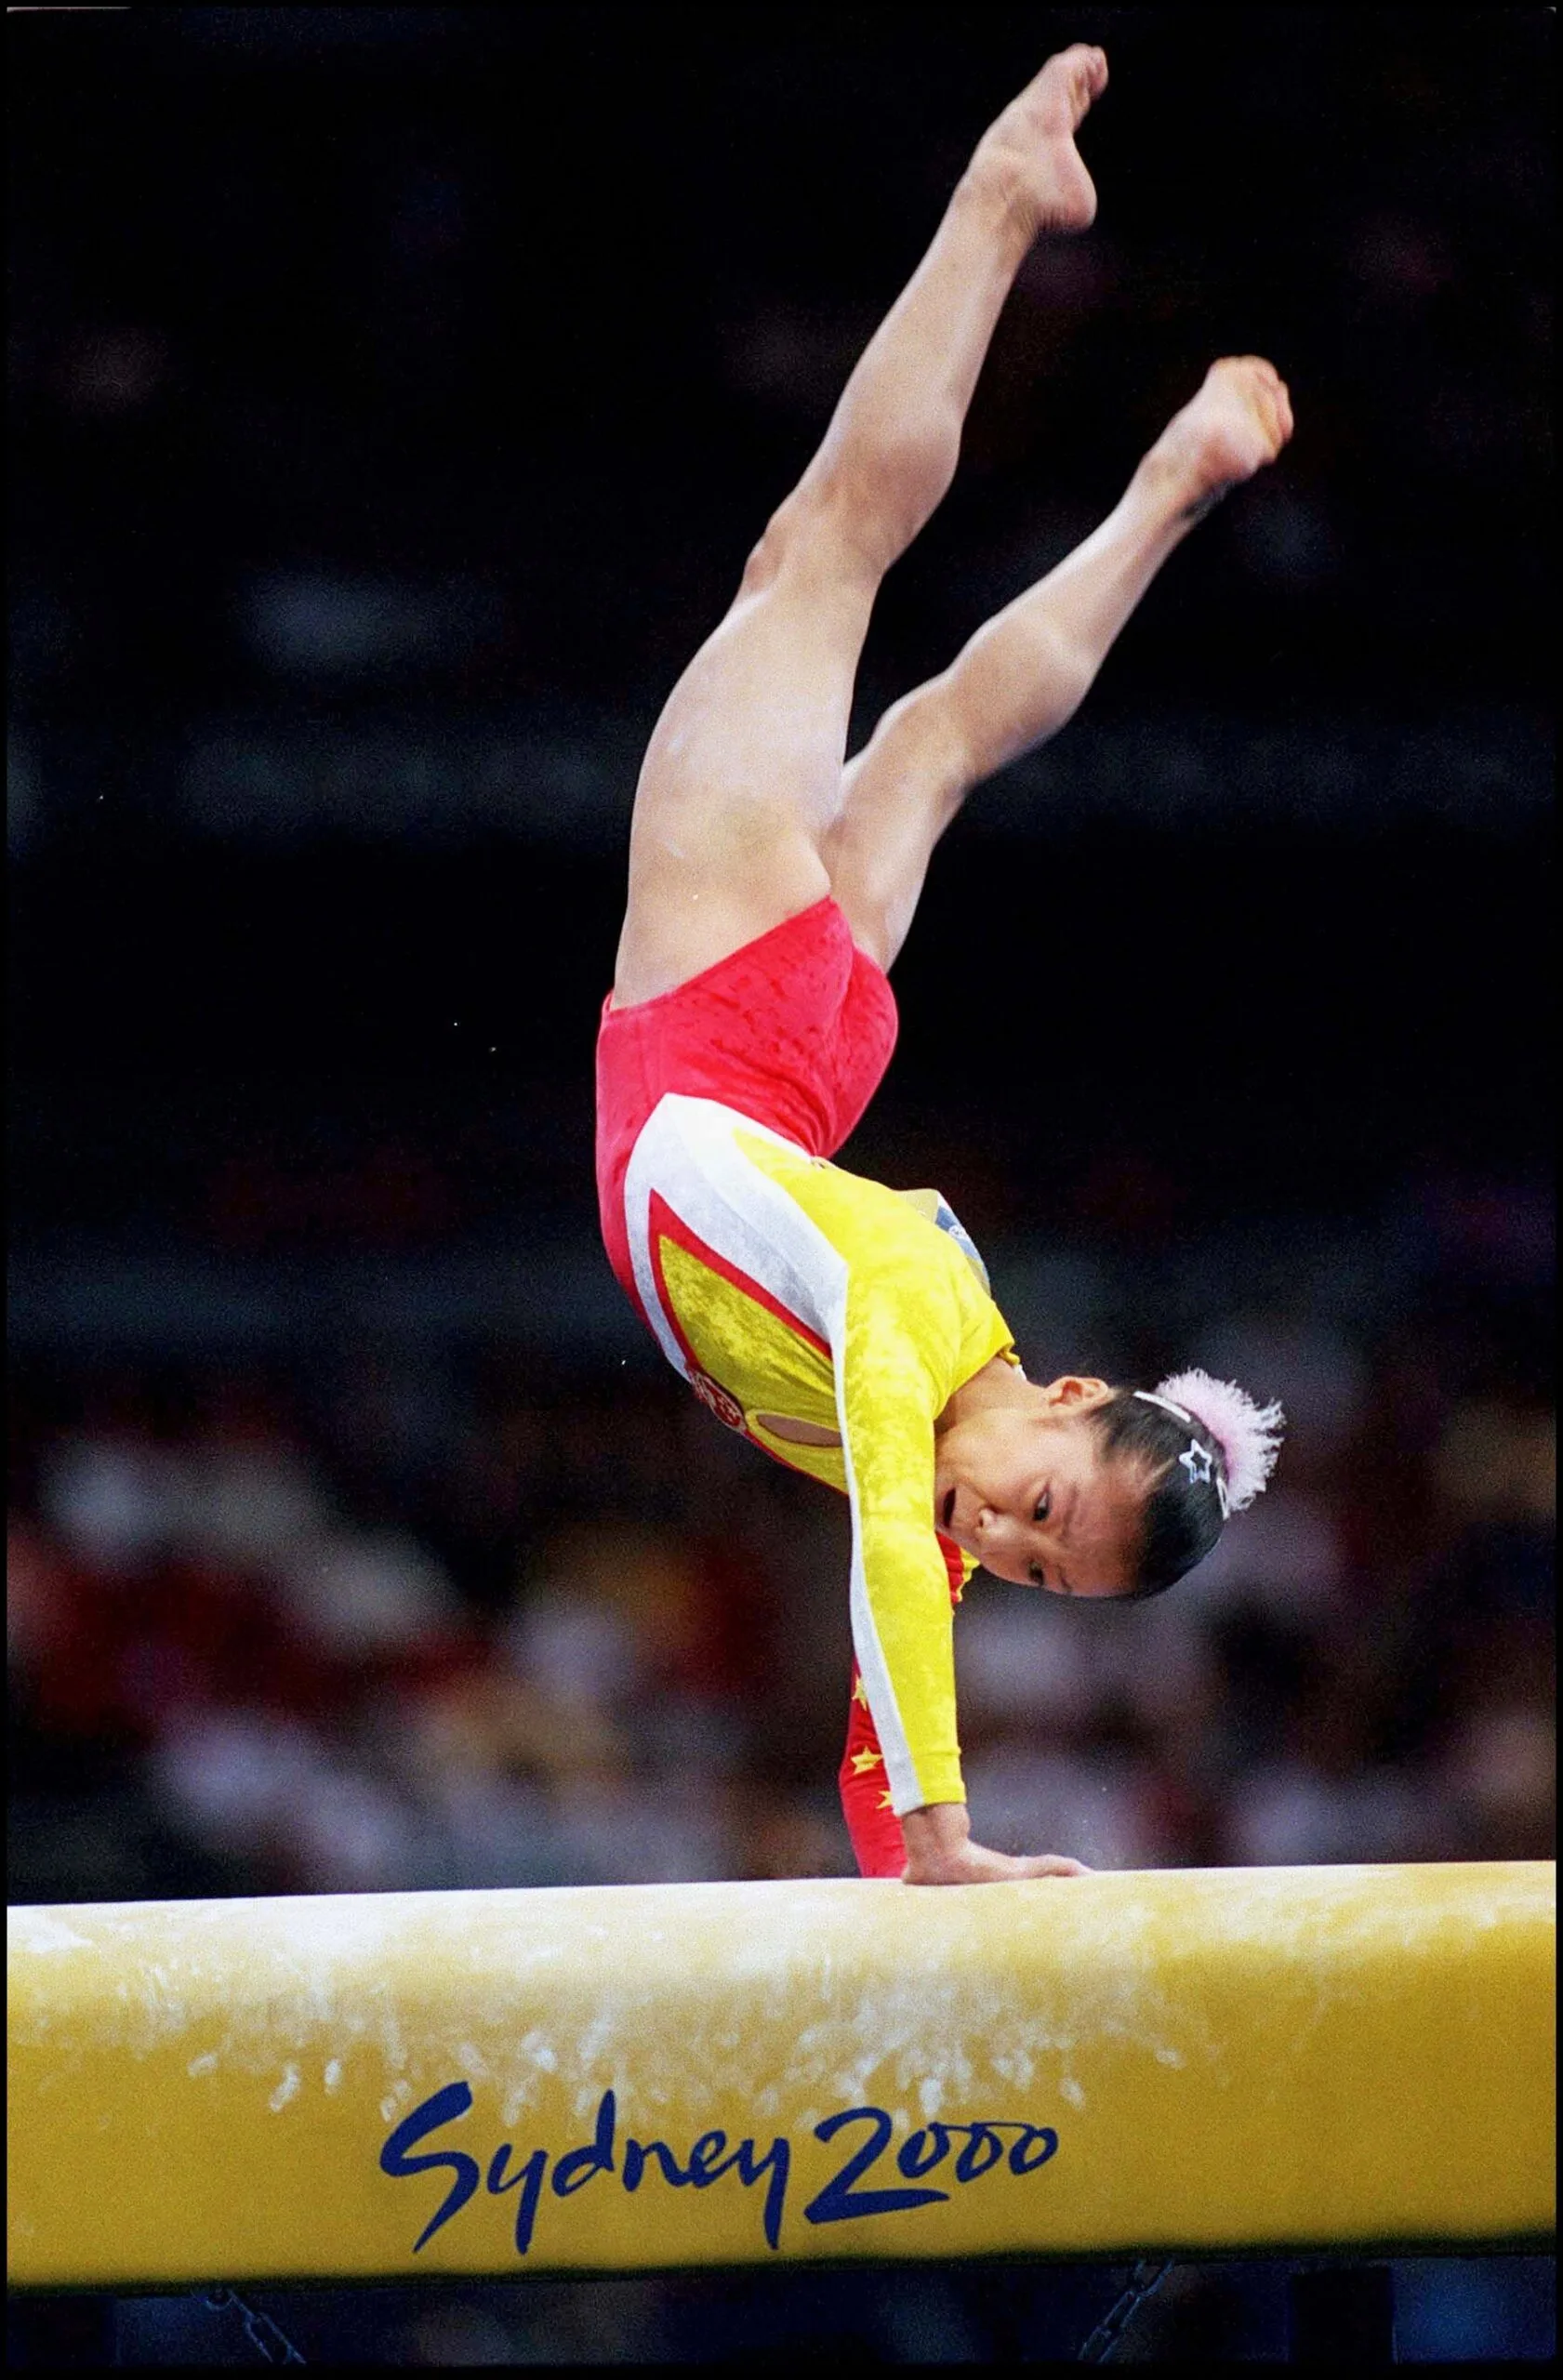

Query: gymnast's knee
[[737, 488, 860, 600], [742, 431, 959, 594]]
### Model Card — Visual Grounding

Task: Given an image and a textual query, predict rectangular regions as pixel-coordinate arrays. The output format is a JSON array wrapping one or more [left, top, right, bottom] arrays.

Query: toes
[[1053, 42, 1108, 113], [1197, 358, 1293, 457], [1217, 357, 1291, 423]]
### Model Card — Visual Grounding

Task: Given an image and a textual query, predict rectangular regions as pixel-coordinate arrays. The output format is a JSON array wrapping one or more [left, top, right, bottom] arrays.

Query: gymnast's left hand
[[901, 1803, 1091, 1884]]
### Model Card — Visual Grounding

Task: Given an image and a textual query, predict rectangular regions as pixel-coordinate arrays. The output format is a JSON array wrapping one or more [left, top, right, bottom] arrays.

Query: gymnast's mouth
[[941, 1487, 957, 1530]]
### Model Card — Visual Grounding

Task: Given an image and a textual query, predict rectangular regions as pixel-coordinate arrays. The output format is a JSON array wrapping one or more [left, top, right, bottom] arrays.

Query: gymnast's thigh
[[612, 517, 876, 1008]]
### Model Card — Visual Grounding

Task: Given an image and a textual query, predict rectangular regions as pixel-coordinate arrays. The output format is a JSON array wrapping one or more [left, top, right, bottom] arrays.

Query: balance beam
[[7, 1863, 1554, 2288]]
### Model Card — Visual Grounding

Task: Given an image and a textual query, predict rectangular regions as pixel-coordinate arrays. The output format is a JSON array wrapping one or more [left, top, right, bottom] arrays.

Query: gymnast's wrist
[[900, 1801, 973, 1881]]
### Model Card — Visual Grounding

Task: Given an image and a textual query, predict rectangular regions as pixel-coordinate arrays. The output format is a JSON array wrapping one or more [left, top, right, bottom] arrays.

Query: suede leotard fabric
[[595, 897, 1015, 1875]]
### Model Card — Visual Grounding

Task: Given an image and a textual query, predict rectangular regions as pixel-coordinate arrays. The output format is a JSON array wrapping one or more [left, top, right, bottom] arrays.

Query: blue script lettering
[[897, 2122, 952, 2177], [897, 2118, 1059, 2180], [1010, 2123, 1059, 2175], [381, 2089, 1054, 2258], [955, 2123, 1006, 2183], [802, 2107, 949, 2225], [552, 2089, 616, 2197], [378, 2080, 480, 2253], [624, 2126, 791, 2251], [622, 2136, 690, 2190], [485, 2141, 548, 2254]]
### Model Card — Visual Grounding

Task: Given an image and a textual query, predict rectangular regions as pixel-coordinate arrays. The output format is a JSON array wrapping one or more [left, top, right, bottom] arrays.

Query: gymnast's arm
[[837, 1675, 1084, 1881], [835, 1294, 1088, 1884]]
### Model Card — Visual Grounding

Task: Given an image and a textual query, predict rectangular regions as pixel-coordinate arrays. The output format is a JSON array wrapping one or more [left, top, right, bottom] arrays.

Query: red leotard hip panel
[[595, 897, 898, 1302]]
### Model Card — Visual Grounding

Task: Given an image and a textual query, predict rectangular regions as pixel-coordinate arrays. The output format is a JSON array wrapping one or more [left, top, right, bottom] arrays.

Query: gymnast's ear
[[1039, 1375, 1113, 1411]]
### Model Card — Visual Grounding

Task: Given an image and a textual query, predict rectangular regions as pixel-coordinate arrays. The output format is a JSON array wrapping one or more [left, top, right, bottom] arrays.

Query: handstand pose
[[596, 46, 1291, 1884]]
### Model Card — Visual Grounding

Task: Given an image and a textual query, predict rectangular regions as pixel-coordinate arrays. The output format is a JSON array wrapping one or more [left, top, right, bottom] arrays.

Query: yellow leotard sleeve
[[629, 1104, 1013, 1819], [723, 1133, 1013, 1816], [832, 1259, 970, 1811]]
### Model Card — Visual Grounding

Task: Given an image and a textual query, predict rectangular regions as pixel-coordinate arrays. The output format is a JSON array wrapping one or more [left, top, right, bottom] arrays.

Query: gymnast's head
[[933, 1367, 1284, 1599]]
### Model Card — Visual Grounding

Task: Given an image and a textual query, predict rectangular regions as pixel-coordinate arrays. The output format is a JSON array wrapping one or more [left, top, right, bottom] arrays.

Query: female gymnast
[[596, 45, 1291, 1885]]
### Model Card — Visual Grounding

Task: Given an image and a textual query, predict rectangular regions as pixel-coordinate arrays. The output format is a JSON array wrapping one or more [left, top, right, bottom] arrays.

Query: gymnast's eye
[[1032, 1490, 1052, 1526]]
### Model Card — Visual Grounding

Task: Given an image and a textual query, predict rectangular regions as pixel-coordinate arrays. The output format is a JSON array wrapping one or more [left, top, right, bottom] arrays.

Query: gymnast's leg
[[612, 43, 1109, 1008], [826, 355, 1294, 969]]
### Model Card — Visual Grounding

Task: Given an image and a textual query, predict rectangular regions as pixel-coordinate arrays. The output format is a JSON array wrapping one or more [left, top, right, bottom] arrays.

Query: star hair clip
[[1177, 1439, 1212, 1486], [1137, 1371, 1285, 1517], [1178, 1438, 1230, 1516]]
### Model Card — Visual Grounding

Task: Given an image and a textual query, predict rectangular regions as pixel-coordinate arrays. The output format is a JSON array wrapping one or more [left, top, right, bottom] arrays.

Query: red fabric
[[594, 897, 898, 1308], [839, 1534, 966, 1878]]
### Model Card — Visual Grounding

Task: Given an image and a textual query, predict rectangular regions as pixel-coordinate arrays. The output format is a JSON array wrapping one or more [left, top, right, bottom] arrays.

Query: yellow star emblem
[[878, 1791, 895, 1811], [852, 1676, 870, 1708], [849, 1749, 883, 1775]]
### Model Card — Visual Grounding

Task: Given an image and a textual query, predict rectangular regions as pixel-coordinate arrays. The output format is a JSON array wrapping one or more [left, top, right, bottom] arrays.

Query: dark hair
[[1086, 1388, 1228, 1598]]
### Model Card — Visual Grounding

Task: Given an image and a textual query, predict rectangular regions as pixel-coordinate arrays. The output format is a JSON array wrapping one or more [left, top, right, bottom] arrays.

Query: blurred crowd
[[9, 1167, 1552, 1908]]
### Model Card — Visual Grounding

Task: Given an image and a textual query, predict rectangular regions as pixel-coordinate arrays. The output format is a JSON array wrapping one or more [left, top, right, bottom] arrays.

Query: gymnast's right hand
[[901, 1803, 1090, 1884]]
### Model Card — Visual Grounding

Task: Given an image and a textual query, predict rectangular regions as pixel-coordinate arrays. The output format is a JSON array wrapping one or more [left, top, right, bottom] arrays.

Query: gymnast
[[596, 45, 1290, 1885]]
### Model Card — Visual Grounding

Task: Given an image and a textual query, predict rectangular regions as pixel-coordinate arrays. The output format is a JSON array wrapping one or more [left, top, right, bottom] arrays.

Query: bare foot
[[974, 45, 1108, 236], [1150, 355, 1296, 517]]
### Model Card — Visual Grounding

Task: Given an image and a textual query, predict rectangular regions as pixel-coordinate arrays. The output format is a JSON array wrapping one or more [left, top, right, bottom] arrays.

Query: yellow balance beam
[[7, 1863, 1554, 2289]]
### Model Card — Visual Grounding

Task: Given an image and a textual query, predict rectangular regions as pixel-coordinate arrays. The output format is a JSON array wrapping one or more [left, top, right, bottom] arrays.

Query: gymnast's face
[[933, 1376, 1144, 1598]]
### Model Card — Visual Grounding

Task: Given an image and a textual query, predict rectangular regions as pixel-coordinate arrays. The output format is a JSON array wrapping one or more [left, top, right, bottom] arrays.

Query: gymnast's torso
[[594, 896, 1015, 1822]]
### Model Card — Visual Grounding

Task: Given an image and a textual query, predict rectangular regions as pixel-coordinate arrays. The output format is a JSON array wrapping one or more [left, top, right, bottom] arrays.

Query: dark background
[[9, 3, 1554, 1224], [7, 7, 1555, 2366]]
